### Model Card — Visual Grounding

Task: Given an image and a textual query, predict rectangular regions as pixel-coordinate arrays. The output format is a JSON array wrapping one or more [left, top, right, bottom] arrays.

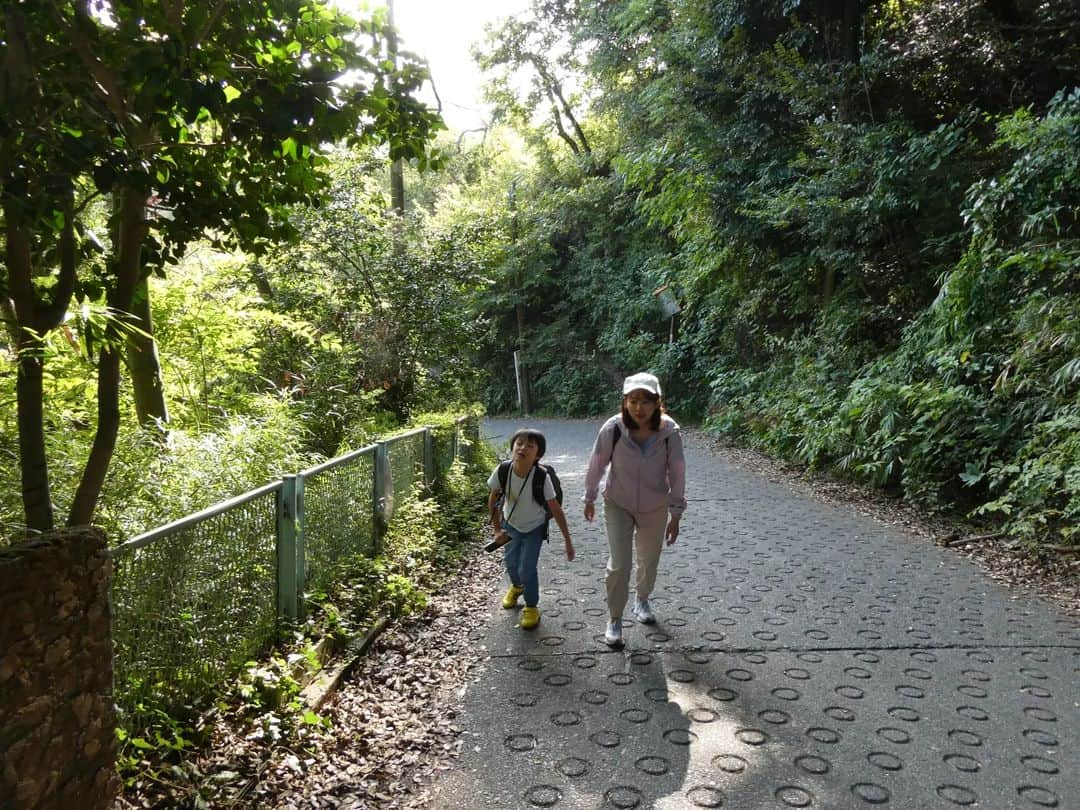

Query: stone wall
[[0, 528, 118, 809]]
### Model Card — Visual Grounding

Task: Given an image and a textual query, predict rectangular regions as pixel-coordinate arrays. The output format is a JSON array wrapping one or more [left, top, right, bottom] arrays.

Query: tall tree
[[474, 3, 595, 162], [0, 0, 441, 532]]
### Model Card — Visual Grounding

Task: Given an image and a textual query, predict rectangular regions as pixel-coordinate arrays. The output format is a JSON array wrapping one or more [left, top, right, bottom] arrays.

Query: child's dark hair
[[509, 428, 546, 459], [621, 392, 663, 431]]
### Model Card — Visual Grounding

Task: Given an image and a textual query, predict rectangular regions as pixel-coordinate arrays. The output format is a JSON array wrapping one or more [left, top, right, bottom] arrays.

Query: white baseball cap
[[622, 372, 662, 397]]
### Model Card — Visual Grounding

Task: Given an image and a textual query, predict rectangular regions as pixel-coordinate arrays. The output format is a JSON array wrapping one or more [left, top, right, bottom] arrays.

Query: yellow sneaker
[[502, 585, 525, 609], [520, 606, 541, 630]]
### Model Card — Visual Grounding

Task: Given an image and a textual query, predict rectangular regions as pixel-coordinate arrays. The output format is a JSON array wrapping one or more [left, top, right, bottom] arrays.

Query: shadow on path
[[430, 418, 1079, 809]]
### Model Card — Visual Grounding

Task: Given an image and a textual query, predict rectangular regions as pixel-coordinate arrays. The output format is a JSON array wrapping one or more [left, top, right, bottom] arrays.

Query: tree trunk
[[67, 186, 147, 527], [821, 266, 837, 306], [125, 277, 169, 427], [5, 191, 78, 535], [15, 345, 54, 534], [67, 346, 122, 527], [387, 0, 406, 216], [842, 0, 861, 64]]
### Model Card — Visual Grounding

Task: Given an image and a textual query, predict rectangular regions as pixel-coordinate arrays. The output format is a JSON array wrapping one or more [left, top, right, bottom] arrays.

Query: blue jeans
[[502, 521, 545, 608]]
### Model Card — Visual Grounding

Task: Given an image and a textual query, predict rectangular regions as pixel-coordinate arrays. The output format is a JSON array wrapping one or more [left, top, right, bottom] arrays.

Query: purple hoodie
[[584, 414, 687, 517]]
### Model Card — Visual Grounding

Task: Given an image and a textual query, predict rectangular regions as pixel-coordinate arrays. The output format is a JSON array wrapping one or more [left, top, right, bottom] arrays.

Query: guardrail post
[[423, 427, 434, 492], [373, 441, 388, 553], [295, 473, 306, 619], [276, 475, 299, 620]]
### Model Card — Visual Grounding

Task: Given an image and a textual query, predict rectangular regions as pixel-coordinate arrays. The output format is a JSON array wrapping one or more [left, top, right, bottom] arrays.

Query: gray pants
[[604, 500, 668, 619]]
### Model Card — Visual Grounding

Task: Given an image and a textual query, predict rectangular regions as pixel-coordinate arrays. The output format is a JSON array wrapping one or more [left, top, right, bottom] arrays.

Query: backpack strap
[[610, 422, 621, 466], [497, 460, 511, 492], [531, 464, 549, 507], [610, 422, 670, 466]]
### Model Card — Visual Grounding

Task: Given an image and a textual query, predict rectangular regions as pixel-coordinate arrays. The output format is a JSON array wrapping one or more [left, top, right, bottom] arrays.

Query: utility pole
[[509, 179, 530, 414]]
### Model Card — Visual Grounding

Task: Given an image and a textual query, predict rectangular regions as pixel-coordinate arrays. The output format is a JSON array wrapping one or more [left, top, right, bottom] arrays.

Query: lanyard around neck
[[504, 466, 532, 522]]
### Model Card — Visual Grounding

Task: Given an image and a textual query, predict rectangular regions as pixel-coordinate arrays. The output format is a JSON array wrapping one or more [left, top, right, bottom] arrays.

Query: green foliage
[[1, 0, 443, 532], [703, 88, 1079, 545], [100, 397, 313, 541], [457, 2, 1079, 549], [252, 149, 488, 452]]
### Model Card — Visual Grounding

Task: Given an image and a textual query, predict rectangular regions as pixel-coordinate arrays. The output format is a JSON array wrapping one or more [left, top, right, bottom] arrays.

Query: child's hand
[[564, 539, 575, 561], [584, 502, 595, 522]]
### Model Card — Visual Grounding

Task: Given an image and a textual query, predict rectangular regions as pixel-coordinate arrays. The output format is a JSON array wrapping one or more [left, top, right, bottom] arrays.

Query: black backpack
[[496, 461, 564, 538]]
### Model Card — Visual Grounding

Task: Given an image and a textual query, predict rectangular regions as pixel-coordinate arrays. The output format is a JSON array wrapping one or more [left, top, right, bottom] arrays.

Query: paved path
[[431, 418, 1079, 809]]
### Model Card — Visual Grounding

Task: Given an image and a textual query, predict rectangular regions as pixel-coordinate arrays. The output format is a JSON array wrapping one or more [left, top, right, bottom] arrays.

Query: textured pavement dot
[[1018, 785, 1060, 807], [1022, 728, 1058, 746], [936, 784, 978, 805], [506, 734, 537, 751], [825, 705, 857, 722], [956, 705, 989, 721], [868, 751, 903, 771], [1020, 755, 1059, 775], [590, 730, 621, 748], [759, 709, 791, 725], [689, 707, 720, 723], [776, 785, 814, 807], [1023, 707, 1057, 722], [735, 728, 768, 746], [944, 753, 981, 773], [795, 755, 830, 775], [708, 687, 738, 702], [550, 710, 582, 726], [664, 728, 698, 745], [807, 726, 842, 744], [877, 727, 910, 744], [687, 785, 725, 808], [852, 782, 890, 804], [888, 706, 920, 722], [620, 708, 651, 724], [604, 786, 642, 809], [713, 753, 748, 773], [524, 784, 562, 807], [948, 729, 983, 746], [635, 755, 669, 775], [1021, 685, 1052, 698], [556, 757, 589, 777]]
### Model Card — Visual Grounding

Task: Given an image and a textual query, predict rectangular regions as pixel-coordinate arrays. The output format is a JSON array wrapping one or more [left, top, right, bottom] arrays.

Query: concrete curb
[[300, 616, 393, 711]]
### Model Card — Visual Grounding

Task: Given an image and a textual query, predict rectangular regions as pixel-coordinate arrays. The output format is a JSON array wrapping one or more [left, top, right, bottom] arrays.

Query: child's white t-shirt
[[488, 464, 556, 533]]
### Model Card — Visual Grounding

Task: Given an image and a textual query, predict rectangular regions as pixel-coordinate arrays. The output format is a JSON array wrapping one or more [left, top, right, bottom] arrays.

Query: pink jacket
[[584, 414, 687, 517]]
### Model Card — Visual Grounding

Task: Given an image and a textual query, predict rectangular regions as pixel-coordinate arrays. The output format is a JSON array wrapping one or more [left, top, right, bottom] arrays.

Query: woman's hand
[[665, 515, 680, 546], [584, 501, 595, 522]]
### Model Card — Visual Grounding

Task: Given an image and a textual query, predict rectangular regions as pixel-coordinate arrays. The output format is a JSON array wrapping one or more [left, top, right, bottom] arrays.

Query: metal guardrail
[[107, 419, 477, 718]]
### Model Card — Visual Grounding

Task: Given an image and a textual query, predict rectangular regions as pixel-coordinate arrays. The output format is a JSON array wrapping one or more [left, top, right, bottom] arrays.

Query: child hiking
[[487, 428, 574, 630], [584, 372, 687, 647]]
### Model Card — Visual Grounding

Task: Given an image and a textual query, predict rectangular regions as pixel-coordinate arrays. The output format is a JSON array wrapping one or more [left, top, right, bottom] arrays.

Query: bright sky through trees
[[336, 0, 531, 132]]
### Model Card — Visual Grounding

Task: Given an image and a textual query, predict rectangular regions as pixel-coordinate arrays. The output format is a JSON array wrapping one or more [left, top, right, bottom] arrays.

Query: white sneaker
[[604, 617, 623, 647], [633, 598, 656, 625]]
